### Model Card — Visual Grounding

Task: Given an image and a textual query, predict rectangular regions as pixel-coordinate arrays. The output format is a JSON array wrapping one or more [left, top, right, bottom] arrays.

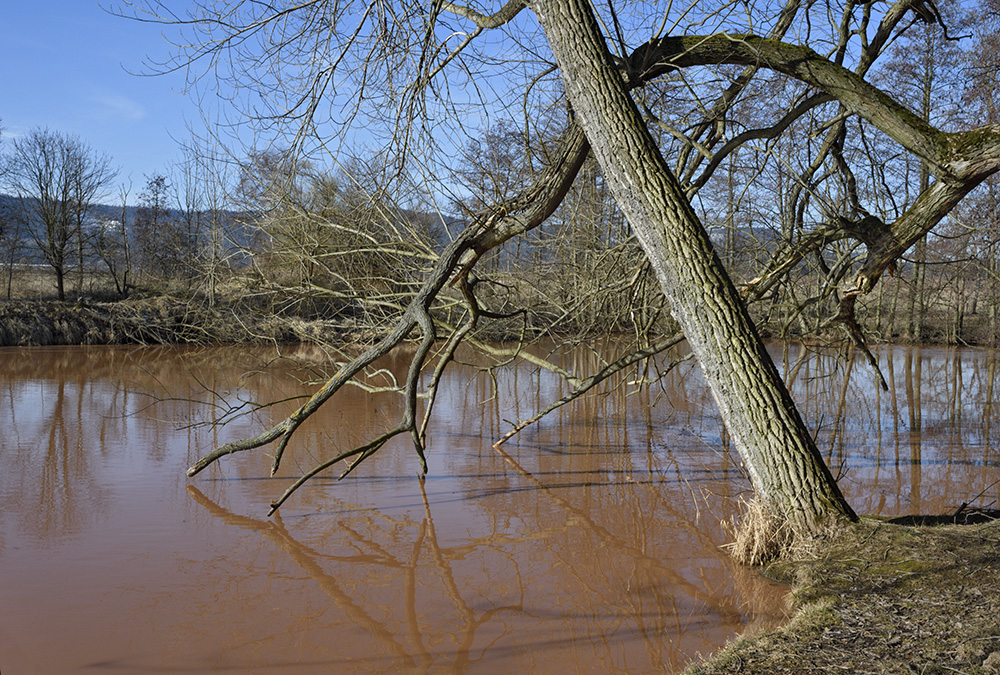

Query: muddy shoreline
[[0, 297, 361, 347], [2, 297, 987, 349]]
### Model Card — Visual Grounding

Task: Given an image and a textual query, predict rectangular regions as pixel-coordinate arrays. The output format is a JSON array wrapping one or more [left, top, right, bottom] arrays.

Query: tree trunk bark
[[531, 0, 857, 534], [55, 266, 65, 301]]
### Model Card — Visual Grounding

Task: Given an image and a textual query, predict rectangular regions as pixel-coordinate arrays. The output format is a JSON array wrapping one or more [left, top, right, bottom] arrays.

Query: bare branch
[[438, 0, 527, 29], [187, 121, 591, 503], [493, 333, 687, 447], [632, 34, 955, 173]]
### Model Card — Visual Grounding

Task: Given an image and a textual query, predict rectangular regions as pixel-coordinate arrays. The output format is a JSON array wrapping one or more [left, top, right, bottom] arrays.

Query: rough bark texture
[[531, 0, 857, 534]]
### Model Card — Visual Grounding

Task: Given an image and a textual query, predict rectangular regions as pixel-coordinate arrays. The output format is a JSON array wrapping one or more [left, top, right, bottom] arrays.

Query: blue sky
[[1, 2, 202, 191], [1, 2, 527, 205]]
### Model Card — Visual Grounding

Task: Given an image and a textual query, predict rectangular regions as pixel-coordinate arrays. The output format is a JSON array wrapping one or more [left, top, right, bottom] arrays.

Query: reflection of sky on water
[[452, 339, 1000, 516], [776, 344, 1000, 514]]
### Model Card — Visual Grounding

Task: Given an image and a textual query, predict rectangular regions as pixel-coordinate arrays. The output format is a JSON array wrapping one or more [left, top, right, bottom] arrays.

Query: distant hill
[[0, 192, 246, 265], [0, 192, 461, 268]]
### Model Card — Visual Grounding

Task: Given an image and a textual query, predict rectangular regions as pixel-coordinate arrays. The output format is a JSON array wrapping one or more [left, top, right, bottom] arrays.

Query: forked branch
[[187, 123, 591, 506]]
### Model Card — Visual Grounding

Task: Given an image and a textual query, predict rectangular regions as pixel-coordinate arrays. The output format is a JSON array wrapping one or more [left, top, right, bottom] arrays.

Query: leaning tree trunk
[[531, 0, 857, 535]]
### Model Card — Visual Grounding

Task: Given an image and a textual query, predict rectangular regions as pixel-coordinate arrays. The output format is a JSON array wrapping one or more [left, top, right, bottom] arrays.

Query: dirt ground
[[688, 513, 1000, 674]]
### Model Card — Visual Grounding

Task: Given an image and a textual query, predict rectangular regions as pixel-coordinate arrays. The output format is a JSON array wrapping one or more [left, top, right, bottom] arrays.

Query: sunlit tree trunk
[[531, 0, 857, 535]]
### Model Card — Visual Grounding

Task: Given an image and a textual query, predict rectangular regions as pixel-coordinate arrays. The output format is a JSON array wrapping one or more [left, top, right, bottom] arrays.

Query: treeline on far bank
[[1, 140, 999, 349], [0, 214, 997, 349]]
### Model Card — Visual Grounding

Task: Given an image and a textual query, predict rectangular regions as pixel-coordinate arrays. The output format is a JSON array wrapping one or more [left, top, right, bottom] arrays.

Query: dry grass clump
[[721, 497, 794, 566]]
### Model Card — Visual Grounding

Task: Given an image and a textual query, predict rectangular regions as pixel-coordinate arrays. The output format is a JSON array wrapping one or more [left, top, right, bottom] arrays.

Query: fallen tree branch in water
[[493, 333, 688, 447], [187, 124, 593, 508]]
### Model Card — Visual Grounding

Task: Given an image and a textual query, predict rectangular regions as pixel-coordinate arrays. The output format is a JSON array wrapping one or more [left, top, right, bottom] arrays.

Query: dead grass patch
[[722, 497, 795, 566]]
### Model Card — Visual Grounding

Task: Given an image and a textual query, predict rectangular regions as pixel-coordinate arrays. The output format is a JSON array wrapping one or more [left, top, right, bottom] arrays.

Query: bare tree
[[957, 0, 1000, 342], [229, 146, 442, 326], [5, 128, 116, 301], [0, 121, 21, 299], [175, 141, 235, 305], [870, 0, 972, 340], [95, 182, 135, 298], [133, 173, 178, 280], [115, 0, 1000, 552]]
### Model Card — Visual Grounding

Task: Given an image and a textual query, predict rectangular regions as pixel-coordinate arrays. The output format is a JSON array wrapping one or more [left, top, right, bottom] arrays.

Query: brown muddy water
[[1, 341, 998, 674]]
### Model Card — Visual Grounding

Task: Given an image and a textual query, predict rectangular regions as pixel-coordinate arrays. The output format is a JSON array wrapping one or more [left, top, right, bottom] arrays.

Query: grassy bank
[[688, 514, 1000, 674]]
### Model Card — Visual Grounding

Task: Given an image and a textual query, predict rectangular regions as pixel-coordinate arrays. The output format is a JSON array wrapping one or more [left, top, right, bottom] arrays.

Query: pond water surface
[[1, 341, 999, 673]]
